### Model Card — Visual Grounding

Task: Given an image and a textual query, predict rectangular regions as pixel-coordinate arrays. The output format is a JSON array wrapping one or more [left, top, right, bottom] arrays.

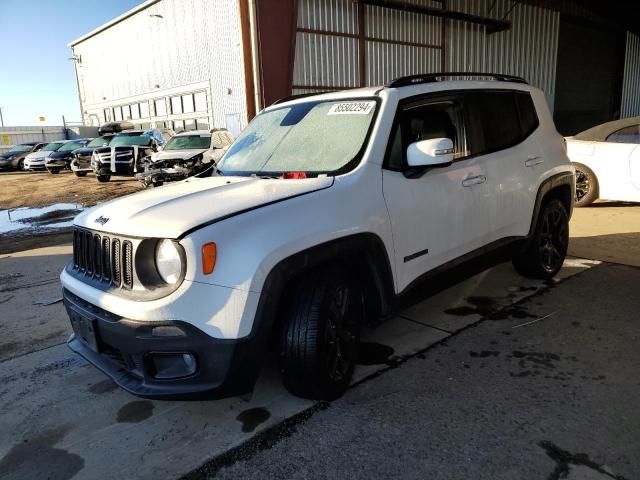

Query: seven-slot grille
[[73, 228, 134, 289]]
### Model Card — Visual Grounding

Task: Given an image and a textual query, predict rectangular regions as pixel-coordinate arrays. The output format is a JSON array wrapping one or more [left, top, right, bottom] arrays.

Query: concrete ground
[[0, 202, 638, 480], [568, 201, 640, 267]]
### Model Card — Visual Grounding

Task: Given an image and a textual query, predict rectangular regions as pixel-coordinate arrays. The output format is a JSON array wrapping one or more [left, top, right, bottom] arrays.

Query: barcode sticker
[[327, 101, 375, 115]]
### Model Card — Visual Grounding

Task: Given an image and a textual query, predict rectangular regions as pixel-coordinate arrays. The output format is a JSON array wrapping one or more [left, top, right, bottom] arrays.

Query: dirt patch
[[0, 170, 140, 210]]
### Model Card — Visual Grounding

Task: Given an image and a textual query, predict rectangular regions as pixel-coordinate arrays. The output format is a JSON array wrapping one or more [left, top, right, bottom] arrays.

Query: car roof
[[574, 116, 640, 142], [174, 130, 211, 137], [269, 79, 537, 111]]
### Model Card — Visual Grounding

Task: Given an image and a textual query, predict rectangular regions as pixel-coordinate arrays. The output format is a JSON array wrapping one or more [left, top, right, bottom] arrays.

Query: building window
[[170, 96, 182, 115], [131, 104, 140, 120], [122, 104, 131, 120], [172, 120, 185, 132], [140, 122, 152, 130], [140, 101, 150, 118], [196, 118, 209, 130], [103, 109, 112, 122], [155, 99, 167, 117], [113, 107, 123, 121], [182, 95, 195, 114], [194, 92, 207, 112], [184, 119, 196, 131]]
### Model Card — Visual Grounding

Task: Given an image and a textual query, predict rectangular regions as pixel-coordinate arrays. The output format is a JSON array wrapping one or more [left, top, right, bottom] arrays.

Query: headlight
[[155, 239, 183, 285]]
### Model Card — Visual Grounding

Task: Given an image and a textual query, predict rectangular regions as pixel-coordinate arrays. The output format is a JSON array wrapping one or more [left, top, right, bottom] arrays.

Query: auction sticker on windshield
[[328, 101, 375, 115]]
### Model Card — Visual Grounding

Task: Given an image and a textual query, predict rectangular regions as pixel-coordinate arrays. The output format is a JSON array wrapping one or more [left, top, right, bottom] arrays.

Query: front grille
[[73, 227, 133, 289]]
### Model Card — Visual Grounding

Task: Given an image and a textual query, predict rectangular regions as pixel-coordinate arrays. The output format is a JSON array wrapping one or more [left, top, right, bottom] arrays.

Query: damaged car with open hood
[[60, 74, 575, 402], [90, 127, 173, 182], [136, 129, 234, 187]]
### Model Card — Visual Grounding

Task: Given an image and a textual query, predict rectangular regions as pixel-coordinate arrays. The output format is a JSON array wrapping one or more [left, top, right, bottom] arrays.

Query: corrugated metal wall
[[447, 0, 560, 109], [621, 31, 640, 118], [0, 127, 66, 152], [292, 0, 560, 109]]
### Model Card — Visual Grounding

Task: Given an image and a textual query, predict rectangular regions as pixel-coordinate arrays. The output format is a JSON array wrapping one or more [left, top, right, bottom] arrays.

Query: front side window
[[41, 142, 64, 152], [385, 98, 466, 170], [164, 135, 211, 150], [219, 99, 378, 176], [606, 125, 640, 144]]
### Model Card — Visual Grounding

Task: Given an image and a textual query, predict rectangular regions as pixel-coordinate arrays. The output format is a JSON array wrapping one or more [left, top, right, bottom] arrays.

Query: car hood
[[26, 151, 53, 160], [49, 150, 74, 159], [0, 152, 17, 160], [150, 148, 209, 162], [74, 175, 334, 238]]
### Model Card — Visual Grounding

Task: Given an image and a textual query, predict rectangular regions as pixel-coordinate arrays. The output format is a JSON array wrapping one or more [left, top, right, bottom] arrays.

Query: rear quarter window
[[467, 90, 539, 156]]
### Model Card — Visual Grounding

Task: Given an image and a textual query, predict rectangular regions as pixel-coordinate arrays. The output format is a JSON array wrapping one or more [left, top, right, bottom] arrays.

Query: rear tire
[[74, 171, 87, 177], [17, 159, 24, 170], [96, 174, 111, 183], [574, 163, 598, 207], [48, 168, 60, 174], [513, 199, 569, 280], [280, 267, 363, 400]]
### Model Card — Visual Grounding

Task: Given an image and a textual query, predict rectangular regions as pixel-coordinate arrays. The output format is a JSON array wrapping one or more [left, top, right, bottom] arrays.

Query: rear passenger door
[[466, 90, 541, 240]]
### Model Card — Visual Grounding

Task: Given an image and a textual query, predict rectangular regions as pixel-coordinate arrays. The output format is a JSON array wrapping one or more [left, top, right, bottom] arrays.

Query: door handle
[[462, 175, 486, 187], [525, 155, 544, 167]]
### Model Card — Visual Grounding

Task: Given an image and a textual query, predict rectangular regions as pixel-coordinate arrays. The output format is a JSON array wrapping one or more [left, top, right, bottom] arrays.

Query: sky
[[0, 0, 141, 126]]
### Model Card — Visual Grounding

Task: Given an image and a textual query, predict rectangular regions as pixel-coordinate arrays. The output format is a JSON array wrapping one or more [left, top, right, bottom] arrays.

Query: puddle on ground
[[116, 400, 155, 423], [0, 203, 84, 234], [236, 407, 271, 433], [357, 342, 395, 365]]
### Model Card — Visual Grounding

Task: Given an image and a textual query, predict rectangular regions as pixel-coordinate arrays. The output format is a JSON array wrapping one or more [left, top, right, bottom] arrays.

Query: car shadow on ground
[[568, 231, 640, 267]]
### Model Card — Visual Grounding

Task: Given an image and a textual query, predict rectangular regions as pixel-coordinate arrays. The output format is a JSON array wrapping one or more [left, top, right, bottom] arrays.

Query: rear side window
[[606, 125, 640, 144], [467, 90, 539, 156]]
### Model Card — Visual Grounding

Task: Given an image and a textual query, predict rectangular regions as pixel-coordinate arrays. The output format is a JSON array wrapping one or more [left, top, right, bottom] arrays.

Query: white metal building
[[69, 0, 248, 136], [71, 0, 640, 137]]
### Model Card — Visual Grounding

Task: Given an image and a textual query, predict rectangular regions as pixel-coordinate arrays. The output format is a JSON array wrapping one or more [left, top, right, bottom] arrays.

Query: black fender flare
[[235, 233, 396, 391], [527, 171, 575, 238]]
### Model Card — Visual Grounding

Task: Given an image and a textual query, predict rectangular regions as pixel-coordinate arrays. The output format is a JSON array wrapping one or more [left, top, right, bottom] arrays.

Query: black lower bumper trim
[[63, 289, 263, 400]]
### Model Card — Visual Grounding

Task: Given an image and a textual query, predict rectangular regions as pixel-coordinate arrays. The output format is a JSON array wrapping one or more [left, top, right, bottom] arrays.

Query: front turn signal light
[[202, 242, 217, 275]]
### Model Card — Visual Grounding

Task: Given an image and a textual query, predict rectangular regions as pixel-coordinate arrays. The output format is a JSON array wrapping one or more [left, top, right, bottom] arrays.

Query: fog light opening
[[149, 353, 198, 379]]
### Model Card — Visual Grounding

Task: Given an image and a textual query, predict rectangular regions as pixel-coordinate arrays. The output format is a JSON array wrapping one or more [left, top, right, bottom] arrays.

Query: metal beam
[[361, 0, 511, 34]]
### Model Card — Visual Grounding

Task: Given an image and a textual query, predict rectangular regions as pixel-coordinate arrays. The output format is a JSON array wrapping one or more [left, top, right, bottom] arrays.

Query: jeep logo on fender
[[95, 215, 109, 226]]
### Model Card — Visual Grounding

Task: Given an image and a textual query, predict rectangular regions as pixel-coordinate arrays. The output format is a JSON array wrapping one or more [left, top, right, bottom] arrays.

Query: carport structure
[[246, 0, 640, 134]]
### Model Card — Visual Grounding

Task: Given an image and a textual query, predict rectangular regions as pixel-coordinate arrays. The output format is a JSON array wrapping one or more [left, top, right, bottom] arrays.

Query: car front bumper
[[46, 159, 69, 169], [63, 289, 263, 400], [71, 158, 92, 172], [25, 159, 46, 169]]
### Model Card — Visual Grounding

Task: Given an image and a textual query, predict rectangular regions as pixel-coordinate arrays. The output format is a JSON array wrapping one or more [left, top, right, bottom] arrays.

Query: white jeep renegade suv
[[61, 73, 574, 401]]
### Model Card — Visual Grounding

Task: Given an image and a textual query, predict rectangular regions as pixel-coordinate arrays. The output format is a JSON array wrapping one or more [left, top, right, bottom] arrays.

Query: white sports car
[[566, 117, 640, 207]]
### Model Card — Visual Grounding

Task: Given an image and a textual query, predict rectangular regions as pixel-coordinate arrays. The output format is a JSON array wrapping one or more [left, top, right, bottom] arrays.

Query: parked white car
[[61, 73, 574, 401], [23, 140, 67, 170], [566, 117, 640, 206]]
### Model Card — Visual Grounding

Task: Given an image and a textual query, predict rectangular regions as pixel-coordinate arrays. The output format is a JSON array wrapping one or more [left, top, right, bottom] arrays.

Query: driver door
[[382, 94, 490, 292]]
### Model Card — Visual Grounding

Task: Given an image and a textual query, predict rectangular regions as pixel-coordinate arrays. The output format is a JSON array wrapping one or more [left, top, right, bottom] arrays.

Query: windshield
[[58, 141, 84, 152], [41, 142, 64, 152], [110, 134, 152, 147], [8, 144, 33, 153], [164, 135, 210, 151], [87, 136, 111, 148], [218, 99, 377, 176]]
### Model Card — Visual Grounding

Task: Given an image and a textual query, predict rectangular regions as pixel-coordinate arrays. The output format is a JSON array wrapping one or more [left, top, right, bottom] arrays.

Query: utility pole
[[0, 107, 4, 127]]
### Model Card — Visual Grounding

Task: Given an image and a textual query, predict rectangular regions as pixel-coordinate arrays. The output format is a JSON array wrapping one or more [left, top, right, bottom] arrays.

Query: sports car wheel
[[574, 163, 598, 207]]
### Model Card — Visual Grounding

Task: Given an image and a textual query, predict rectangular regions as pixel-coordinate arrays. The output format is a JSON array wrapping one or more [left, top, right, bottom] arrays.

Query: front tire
[[74, 171, 87, 177], [280, 267, 363, 400], [47, 168, 60, 174], [17, 159, 24, 170], [513, 199, 569, 280], [96, 174, 111, 182], [574, 163, 598, 207]]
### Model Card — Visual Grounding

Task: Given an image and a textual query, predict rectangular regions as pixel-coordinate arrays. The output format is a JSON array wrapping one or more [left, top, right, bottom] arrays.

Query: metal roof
[[68, 0, 161, 47]]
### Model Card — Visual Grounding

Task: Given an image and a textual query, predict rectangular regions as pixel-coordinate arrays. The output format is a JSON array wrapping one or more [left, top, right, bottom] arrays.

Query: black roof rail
[[272, 91, 335, 106], [386, 72, 528, 88]]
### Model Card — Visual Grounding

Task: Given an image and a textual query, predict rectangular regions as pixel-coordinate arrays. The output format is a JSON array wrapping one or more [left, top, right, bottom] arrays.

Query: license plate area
[[69, 308, 99, 352]]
